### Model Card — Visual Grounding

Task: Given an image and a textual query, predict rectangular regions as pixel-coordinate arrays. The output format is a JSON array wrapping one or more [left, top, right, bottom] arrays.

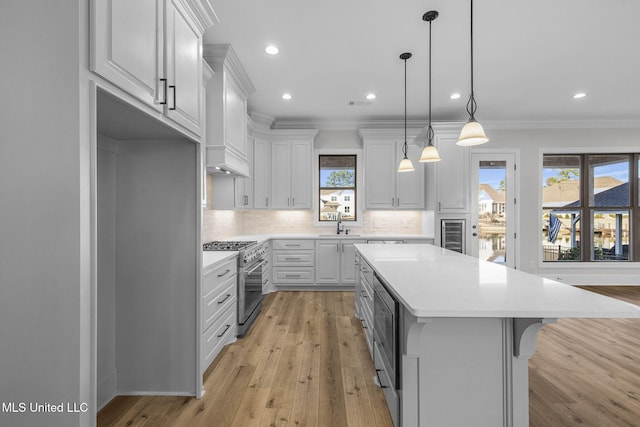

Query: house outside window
[[319, 155, 357, 222], [542, 153, 638, 262]]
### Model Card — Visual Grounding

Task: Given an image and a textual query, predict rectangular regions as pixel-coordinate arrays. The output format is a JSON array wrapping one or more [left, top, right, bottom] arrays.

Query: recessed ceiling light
[[366, 93, 376, 100], [265, 45, 279, 55], [282, 93, 292, 100], [573, 92, 587, 99], [450, 93, 462, 100]]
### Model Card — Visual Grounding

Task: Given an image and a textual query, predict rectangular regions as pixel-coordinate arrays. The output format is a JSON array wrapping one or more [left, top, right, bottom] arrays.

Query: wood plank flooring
[[98, 291, 393, 427], [98, 287, 640, 427], [529, 286, 640, 427]]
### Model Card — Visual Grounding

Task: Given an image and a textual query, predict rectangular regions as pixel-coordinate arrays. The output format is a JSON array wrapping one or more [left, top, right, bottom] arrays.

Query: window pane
[[592, 210, 629, 261], [588, 155, 629, 207], [542, 209, 581, 261], [319, 155, 357, 222], [542, 155, 581, 208], [320, 155, 356, 188], [320, 189, 355, 221]]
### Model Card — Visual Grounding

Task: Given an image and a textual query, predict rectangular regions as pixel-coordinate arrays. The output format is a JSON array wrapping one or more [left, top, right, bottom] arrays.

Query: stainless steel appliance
[[441, 218, 466, 253], [373, 273, 400, 426], [203, 240, 268, 337]]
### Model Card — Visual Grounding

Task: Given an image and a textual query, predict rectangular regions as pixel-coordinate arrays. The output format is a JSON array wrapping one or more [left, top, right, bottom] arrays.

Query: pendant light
[[397, 52, 415, 173], [419, 10, 441, 163], [457, 0, 489, 146]]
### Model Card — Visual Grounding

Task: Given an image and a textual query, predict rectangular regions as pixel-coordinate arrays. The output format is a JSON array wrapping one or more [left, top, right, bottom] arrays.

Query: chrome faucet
[[336, 212, 344, 234]]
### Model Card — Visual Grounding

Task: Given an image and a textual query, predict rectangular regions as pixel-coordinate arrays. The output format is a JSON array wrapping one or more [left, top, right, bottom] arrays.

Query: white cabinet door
[[290, 142, 312, 209], [435, 133, 469, 213], [91, 0, 164, 111], [235, 135, 253, 209], [253, 138, 272, 208], [340, 240, 365, 284], [396, 143, 425, 209], [365, 141, 396, 209], [271, 141, 291, 209], [315, 240, 340, 284], [270, 140, 312, 209], [165, 0, 203, 135]]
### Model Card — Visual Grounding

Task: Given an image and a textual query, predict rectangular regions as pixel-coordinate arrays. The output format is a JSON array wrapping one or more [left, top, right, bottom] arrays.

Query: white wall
[[485, 125, 640, 284], [97, 141, 117, 409], [0, 1, 90, 426]]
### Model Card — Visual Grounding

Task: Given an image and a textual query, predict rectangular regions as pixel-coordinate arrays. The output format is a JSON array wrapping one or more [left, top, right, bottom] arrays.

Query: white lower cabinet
[[315, 240, 366, 285], [271, 240, 316, 286], [201, 256, 237, 374], [355, 252, 374, 356]]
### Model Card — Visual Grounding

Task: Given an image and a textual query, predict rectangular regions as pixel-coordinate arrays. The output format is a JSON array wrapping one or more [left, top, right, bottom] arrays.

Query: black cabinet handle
[[160, 78, 168, 105], [217, 294, 231, 304], [169, 85, 176, 110], [375, 369, 388, 388], [217, 324, 231, 338]]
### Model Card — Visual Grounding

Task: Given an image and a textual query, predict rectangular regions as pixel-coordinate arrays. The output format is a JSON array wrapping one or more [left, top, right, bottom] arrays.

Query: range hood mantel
[[204, 44, 255, 177]]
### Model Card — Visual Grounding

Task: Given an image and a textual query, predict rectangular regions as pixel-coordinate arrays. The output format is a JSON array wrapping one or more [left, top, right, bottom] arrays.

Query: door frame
[[469, 149, 520, 269]]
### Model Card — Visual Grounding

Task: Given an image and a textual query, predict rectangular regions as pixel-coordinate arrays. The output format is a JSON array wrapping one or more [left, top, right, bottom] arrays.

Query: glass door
[[470, 153, 517, 268]]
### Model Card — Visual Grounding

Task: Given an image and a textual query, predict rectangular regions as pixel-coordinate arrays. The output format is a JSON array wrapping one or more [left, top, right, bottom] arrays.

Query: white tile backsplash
[[202, 209, 423, 241]]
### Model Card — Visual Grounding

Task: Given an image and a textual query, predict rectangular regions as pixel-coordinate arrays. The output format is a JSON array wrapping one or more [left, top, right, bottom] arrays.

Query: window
[[542, 153, 638, 262], [319, 155, 357, 222]]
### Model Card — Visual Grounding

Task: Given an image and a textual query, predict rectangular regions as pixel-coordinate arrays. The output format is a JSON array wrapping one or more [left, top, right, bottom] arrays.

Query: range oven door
[[238, 257, 265, 330]]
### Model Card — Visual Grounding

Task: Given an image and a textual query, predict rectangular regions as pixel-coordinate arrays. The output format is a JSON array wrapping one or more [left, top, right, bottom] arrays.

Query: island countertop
[[355, 244, 640, 319]]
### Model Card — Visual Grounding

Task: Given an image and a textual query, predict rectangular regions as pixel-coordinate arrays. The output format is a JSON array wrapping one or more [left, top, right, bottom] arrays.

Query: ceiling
[[204, 0, 640, 128]]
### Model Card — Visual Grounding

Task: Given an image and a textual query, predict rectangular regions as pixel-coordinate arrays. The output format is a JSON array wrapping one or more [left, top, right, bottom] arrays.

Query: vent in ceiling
[[347, 101, 373, 106]]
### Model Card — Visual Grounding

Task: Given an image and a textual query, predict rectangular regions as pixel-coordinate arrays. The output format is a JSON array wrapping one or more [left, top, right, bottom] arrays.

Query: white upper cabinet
[[361, 129, 425, 210], [91, 0, 164, 111], [204, 44, 255, 176], [164, 0, 204, 134], [252, 137, 272, 209], [91, 0, 216, 136], [270, 130, 317, 210], [234, 134, 254, 209], [433, 124, 470, 214]]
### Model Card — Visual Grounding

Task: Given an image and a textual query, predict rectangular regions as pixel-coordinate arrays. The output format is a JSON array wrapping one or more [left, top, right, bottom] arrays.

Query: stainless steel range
[[203, 240, 268, 337]]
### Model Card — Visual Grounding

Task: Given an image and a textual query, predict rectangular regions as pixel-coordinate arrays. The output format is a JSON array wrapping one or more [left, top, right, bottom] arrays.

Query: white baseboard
[[97, 369, 117, 411]]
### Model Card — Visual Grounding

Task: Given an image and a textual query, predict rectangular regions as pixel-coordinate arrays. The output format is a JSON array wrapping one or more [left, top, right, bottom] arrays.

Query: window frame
[[541, 151, 639, 263], [317, 153, 359, 224]]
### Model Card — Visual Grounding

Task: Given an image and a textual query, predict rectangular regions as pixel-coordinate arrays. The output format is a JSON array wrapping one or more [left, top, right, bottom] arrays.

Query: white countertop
[[355, 244, 640, 319], [218, 233, 432, 242], [203, 250, 238, 270]]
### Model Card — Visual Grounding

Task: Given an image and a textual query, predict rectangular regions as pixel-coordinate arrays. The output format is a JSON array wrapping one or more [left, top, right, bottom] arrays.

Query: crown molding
[[263, 115, 640, 132], [203, 44, 256, 96], [482, 119, 640, 130], [185, 0, 219, 31]]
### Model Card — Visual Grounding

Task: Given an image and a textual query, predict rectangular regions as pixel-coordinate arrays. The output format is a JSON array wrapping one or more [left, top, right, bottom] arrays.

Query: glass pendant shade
[[456, 119, 489, 146], [419, 144, 441, 162], [397, 156, 415, 172]]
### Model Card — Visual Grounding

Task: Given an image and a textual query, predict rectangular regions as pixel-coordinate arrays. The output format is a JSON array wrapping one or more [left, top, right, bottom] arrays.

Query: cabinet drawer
[[203, 257, 237, 296], [203, 279, 236, 332], [272, 240, 314, 250], [359, 259, 374, 287], [202, 305, 236, 372], [272, 267, 315, 284], [272, 250, 315, 266]]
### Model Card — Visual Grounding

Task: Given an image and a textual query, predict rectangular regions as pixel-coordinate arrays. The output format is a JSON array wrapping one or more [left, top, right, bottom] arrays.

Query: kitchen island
[[355, 244, 640, 427]]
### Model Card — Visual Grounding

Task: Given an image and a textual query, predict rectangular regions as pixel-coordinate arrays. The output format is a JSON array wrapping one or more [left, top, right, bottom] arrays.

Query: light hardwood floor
[[98, 287, 640, 427]]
